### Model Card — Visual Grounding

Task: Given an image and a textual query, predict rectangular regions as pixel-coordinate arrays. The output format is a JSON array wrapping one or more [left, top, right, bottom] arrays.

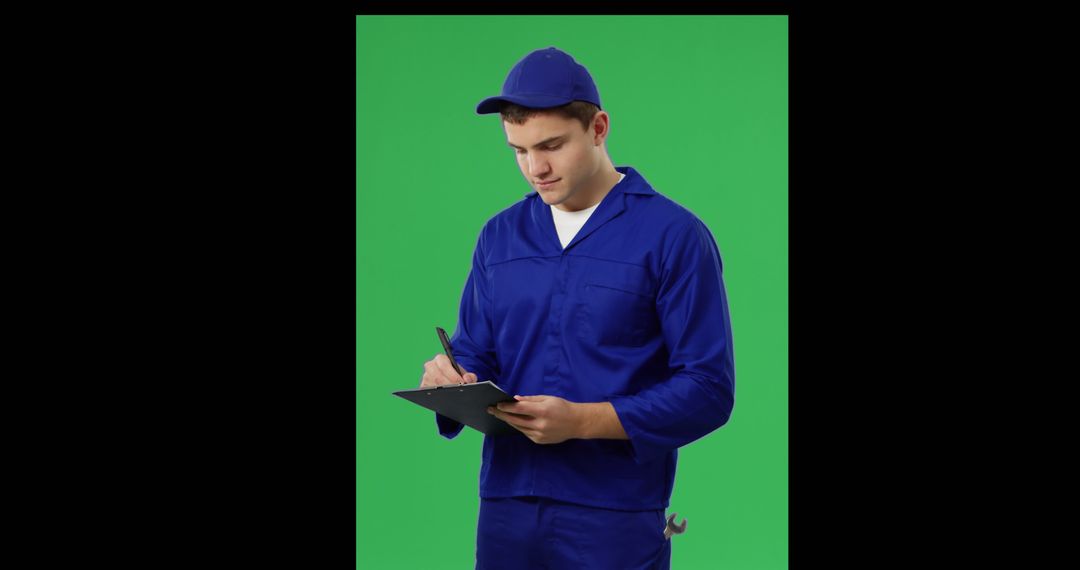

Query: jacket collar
[[526, 166, 656, 252]]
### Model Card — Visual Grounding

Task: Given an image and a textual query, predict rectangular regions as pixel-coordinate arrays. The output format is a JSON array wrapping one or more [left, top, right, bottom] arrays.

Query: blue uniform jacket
[[439, 165, 735, 511]]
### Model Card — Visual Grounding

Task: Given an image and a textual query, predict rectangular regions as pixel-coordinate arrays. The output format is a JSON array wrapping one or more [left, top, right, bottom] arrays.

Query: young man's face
[[503, 111, 609, 211]]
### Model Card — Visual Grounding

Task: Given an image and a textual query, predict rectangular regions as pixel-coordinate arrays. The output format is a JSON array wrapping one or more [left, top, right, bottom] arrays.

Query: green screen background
[[357, 16, 787, 569]]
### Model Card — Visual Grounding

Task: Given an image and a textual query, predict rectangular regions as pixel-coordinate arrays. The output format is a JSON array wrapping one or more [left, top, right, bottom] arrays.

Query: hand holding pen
[[419, 326, 478, 389]]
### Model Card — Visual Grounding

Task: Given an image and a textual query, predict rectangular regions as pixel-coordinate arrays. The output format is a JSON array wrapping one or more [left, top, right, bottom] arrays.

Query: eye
[[513, 143, 563, 155]]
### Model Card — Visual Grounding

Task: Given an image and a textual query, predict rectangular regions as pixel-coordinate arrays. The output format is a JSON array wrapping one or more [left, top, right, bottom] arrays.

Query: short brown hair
[[499, 100, 600, 132]]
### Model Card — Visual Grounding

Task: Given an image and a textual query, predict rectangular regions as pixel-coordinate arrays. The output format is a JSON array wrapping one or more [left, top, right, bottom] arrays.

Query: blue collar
[[523, 165, 657, 252]]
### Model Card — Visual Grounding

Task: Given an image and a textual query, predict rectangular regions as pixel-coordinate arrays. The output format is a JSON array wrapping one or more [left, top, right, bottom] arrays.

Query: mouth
[[536, 178, 561, 189]]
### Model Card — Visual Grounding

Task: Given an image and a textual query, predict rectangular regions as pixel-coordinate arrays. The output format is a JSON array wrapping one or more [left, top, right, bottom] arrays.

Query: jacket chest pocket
[[576, 261, 658, 347]]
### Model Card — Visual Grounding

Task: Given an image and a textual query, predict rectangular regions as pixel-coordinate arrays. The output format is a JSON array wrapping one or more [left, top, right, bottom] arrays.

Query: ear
[[591, 111, 610, 145]]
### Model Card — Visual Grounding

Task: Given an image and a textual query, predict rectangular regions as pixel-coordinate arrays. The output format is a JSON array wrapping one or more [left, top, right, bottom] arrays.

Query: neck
[[554, 161, 621, 212]]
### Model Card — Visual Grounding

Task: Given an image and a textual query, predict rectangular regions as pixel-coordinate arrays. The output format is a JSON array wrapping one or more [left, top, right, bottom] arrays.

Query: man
[[418, 46, 735, 569]]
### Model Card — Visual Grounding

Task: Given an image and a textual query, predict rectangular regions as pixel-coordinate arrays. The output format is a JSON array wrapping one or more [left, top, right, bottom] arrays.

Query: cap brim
[[475, 94, 576, 115]]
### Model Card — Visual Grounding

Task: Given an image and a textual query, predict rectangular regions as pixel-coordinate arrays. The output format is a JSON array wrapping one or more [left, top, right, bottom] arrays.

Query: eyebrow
[[507, 135, 569, 150]]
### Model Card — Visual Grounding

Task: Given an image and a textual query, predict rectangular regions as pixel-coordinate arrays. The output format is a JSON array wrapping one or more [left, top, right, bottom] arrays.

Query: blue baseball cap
[[476, 47, 602, 115]]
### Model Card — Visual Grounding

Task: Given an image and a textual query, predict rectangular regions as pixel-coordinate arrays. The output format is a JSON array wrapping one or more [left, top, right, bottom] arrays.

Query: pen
[[435, 326, 466, 383]]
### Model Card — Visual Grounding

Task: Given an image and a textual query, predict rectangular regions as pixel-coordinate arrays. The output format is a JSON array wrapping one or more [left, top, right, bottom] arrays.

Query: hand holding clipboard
[[392, 327, 516, 436]]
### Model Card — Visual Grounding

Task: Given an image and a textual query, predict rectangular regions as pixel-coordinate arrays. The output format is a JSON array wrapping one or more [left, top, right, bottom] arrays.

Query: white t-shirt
[[551, 172, 626, 249]]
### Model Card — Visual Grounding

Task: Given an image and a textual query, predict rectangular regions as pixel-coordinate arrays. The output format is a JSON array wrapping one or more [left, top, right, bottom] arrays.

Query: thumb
[[514, 395, 545, 401], [463, 372, 478, 383]]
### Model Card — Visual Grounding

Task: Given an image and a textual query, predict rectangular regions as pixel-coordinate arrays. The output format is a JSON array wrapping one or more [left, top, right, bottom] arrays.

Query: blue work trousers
[[476, 495, 671, 569]]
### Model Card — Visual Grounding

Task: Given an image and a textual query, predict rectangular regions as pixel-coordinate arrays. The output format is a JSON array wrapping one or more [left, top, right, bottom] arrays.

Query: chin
[[538, 191, 559, 204]]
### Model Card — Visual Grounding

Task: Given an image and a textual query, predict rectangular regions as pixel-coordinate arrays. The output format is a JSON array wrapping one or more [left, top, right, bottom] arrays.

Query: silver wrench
[[663, 512, 687, 539]]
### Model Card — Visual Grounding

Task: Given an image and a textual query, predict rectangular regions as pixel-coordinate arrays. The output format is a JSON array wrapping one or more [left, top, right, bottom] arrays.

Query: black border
[[73, 3, 963, 567]]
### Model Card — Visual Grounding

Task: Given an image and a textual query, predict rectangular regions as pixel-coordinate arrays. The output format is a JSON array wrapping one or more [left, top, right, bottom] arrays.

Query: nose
[[526, 154, 550, 179]]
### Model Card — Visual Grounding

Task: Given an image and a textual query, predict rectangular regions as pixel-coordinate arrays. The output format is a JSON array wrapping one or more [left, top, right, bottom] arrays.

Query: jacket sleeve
[[608, 218, 736, 464], [436, 227, 501, 439]]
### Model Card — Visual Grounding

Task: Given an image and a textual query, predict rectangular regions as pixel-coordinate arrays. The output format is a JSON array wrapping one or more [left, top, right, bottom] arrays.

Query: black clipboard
[[393, 381, 518, 436]]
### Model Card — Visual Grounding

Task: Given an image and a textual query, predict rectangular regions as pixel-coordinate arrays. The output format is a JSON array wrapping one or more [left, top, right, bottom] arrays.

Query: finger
[[495, 405, 535, 419], [421, 359, 451, 386], [433, 354, 465, 383], [490, 408, 537, 428], [420, 361, 437, 387], [416, 360, 442, 386], [496, 402, 537, 417], [463, 372, 478, 384]]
